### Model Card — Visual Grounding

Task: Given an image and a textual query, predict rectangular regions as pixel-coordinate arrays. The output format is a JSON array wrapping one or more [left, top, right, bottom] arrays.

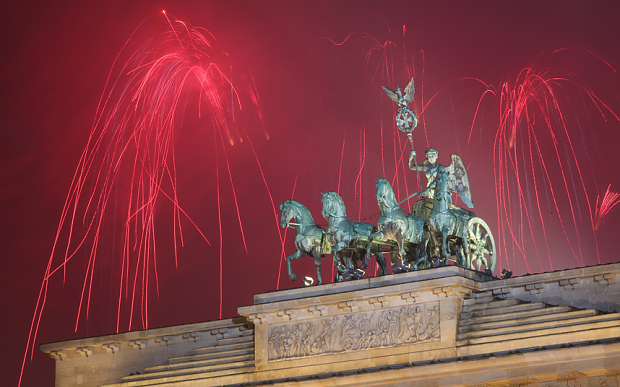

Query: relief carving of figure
[[386, 310, 399, 345], [301, 323, 314, 356], [428, 305, 440, 339], [396, 307, 410, 343], [291, 324, 303, 357]]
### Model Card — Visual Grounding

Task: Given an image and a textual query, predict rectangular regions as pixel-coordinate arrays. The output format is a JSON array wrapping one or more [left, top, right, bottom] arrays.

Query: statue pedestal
[[41, 263, 620, 387], [238, 266, 485, 376]]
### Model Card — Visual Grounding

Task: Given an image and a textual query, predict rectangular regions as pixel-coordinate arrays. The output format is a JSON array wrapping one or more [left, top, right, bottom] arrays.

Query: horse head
[[434, 168, 451, 201], [375, 177, 398, 209], [321, 191, 346, 220], [280, 200, 293, 228], [281, 199, 316, 229]]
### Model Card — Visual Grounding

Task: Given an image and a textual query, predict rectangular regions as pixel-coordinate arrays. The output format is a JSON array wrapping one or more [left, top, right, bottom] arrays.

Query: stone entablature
[[238, 266, 477, 374], [479, 263, 620, 312], [40, 317, 251, 387], [42, 262, 620, 387]]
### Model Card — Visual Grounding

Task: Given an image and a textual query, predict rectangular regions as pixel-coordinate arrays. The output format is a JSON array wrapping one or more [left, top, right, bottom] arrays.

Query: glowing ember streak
[[325, 20, 619, 280], [20, 14, 265, 386], [481, 52, 619, 274], [595, 185, 620, 231]]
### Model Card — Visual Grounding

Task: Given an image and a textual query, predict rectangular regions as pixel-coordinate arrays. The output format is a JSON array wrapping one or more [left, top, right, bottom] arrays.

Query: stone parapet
[[479, 262, 620, 312], [42, 262, 620, 387], [238, 267, 479, 376], [40, 317, 251, 387]]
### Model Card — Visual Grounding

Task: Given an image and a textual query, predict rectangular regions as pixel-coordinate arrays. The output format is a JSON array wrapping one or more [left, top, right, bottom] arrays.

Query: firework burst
[[483, 51, 620, 274], [595, 185, 620, 231], [20, 13, 270, 386]]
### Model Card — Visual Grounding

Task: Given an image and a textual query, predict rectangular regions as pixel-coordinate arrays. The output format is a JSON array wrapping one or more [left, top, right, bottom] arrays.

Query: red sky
[[2, 1, 620, 386]]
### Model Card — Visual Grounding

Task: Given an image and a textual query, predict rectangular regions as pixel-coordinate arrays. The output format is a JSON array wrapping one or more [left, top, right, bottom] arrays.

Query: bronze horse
[[321, 192, 388, 279], [368, 177, 429, 271]]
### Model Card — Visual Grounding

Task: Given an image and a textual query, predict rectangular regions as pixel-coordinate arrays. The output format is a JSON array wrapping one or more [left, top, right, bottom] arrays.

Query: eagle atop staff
[[382, 77, 415, 108], [383, 77, 417, 134]]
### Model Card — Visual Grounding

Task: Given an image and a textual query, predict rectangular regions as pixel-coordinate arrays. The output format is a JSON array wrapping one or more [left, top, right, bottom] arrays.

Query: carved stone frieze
[[268, 302, 440, 361]]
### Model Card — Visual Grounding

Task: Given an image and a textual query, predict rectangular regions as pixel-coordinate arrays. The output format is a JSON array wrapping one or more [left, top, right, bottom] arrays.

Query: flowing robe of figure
[[409, 148, 473, 208]]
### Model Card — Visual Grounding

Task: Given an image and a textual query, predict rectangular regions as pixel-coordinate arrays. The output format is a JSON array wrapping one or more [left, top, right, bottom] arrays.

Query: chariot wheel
[[342, 337, 355, 351], [466, 217, 496, 274]]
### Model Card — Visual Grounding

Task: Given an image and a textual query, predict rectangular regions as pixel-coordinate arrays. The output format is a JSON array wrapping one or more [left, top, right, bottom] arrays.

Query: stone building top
[[41, 262, 620, 387]]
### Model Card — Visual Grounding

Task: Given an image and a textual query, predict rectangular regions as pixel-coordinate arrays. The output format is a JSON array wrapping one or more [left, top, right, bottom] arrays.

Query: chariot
[[410, 198, 496, 274], [367, 175, 496, 276], [280, 77, 497, 284]]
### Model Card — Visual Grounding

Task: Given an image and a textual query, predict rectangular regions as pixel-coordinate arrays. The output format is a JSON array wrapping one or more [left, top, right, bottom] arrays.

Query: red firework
[[20, 13, 272, 386], [595, 185, 620, 231], [484, 51, 620, 275]]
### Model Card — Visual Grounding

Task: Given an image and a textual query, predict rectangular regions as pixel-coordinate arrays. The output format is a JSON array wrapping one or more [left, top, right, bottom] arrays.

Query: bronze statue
[[408, 148, 473, 208], [367, 177, 429, 271], [280, 200, 327, 284], [321, 191, 388, 280]]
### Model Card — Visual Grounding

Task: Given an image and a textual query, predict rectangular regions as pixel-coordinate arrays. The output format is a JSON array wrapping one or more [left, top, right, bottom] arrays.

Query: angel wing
[[382, 86, 400, 104], [446, 154, 474, 208], [403, 77, 415, 104]]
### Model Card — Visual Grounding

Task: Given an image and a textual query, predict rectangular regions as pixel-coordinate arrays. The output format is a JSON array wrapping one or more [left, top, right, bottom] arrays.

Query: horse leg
[[397, 233, 405, 266], [430, 229, 443, 267], [333, 249, 346, 274], [287, 250, 305, 281], [366, 235, 374, 259], [352, 250, 367, 279], [335, 242, 355, 279], [312, 248, 322, 285], [332, 248, 341, 271], [374, 252, 387, 276], [442, 226, 451, 265], [410, 243, 420, 271], [334, 271, 343, 283], [455, 243, 464, 267], [359, 249, 369, 271], [415, 231, 429, 269]]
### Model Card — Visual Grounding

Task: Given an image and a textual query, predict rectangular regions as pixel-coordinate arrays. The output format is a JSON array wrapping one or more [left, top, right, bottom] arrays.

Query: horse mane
[[434, 169, 451, 201], [285, 200, 315, 224], [376, 177, 398, 207], [323, 191, 346, 217]]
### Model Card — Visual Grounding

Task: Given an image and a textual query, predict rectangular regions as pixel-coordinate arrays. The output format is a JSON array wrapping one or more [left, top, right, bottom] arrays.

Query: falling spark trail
[[21, 14, 266, 387], [483, 52, 620, 274], [595, 185, 620, 231], [326, 20, 619, 281]]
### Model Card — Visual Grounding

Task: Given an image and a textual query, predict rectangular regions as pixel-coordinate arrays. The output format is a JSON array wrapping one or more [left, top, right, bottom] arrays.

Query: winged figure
[[409, 148, 473, 208]]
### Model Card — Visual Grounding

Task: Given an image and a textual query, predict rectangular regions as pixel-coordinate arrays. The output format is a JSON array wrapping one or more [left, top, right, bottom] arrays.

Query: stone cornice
[[480, 262, 620, 294], [238, 274, 475, 324], [251, 265, 488, 305], [40, 316, 249, 355]]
